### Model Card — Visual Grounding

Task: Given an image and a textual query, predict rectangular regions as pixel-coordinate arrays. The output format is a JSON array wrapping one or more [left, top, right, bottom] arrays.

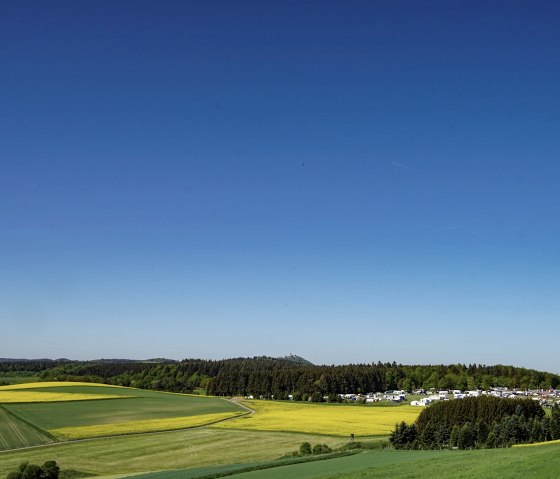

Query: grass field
[[0, 428, 347, 477], [209, 443, 560, 479], [0, 382, 245, 443], [212, 400, 421, 436], [105, 441, 560, 479]]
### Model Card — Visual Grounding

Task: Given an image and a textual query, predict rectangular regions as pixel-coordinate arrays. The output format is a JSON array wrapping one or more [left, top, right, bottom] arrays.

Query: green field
[[0, 382, 245, 445], [2, 385, 243, 431], [0, 428, 347, 477], [0, 377, 40, 385], [0, 406, 54, 450], [215, 443, 560, 479], [104, 442, 560, 479], [8, 387, 241, 429]]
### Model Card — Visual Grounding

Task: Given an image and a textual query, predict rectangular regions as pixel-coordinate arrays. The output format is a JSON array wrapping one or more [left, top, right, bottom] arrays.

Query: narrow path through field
[[225, 397, 256, 414]]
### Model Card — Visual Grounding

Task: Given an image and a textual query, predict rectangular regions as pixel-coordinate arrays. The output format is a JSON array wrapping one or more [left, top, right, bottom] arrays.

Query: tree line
[[3, 357, 559, 397]]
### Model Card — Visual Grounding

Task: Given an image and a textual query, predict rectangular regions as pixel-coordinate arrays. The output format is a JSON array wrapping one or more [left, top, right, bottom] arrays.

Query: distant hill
[[279, 354, 314, 366], [0, 358, 68, 363], [0, 358, 175, 364], [92, 358, 177, 364]]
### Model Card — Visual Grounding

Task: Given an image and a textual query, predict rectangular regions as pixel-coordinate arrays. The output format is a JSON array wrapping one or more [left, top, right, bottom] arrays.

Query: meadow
[[96, 441, 560, 479], [0, 428, 347, 477], [212, 399, 422, 436]]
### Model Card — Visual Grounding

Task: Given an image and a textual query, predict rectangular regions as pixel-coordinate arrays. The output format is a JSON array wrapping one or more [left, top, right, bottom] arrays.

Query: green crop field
[[0, 377, 40, 385], [2, 384, 243, 430], [0, 382, 245, 443], [0, 406, 54, 450]]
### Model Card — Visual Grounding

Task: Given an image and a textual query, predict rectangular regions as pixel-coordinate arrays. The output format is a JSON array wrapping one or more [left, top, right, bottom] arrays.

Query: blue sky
[[1, 1, 559, 372]]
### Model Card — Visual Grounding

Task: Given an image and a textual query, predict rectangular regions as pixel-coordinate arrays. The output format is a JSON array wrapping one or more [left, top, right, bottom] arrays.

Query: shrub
[[312, 443, 332, 454], [299, 442, 312, 455], [6, 461, 60, 479]]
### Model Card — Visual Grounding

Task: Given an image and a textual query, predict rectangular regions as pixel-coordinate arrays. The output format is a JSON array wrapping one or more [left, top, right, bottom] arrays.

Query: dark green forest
[[390, 396, 560, 449], [2, 357, 559, 398]]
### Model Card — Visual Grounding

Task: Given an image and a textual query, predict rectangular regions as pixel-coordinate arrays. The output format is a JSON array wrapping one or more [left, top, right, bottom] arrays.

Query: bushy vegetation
[[296, 442, 333, 456], [390, 397, 560, 449], [6, 461, 59, 479]]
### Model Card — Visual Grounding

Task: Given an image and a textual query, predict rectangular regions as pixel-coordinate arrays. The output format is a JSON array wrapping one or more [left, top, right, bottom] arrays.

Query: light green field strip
[[50, 412, 246, 439], [212, 400, 422, 436], [0, 391, 134, 403], [0, 407, 53, 450]]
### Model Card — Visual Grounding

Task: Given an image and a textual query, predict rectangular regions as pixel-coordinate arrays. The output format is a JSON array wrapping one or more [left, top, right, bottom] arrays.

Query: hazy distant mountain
[[0, 358, 70, 363], [0, 358, 175, 364]]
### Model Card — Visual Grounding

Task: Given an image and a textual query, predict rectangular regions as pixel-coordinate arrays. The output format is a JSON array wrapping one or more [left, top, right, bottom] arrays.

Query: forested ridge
[[3, 357, 559, 396]]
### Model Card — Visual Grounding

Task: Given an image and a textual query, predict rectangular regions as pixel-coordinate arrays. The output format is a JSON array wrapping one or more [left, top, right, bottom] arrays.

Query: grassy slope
[[119, 442, 560, 479], [0, 428, 347, 477], [337, 444, 560, 479]]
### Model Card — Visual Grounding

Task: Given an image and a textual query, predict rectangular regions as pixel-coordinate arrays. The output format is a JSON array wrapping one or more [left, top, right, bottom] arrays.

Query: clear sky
[[1, 1, 559, 372]]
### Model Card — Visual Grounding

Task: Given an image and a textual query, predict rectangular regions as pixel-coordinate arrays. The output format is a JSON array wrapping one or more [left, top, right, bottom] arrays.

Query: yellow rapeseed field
[[0, 381, 123, 391], [213, 400, 422, 437], [50, 412, 245, 439], [0, 391, 132, 403], [514, 439, 560, 448]]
